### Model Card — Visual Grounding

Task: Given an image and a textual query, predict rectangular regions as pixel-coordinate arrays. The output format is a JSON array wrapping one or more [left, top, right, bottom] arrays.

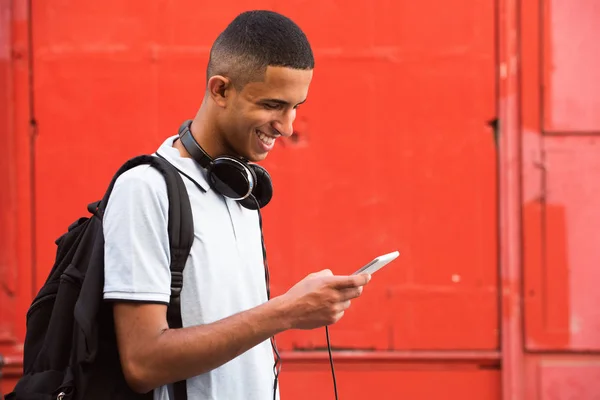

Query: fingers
[[341, 300, 351, 311], [332, 310, 345, 324], [338, 286, 364, 301], [329, 273, 371, 289], [331, 301, 351, 324]]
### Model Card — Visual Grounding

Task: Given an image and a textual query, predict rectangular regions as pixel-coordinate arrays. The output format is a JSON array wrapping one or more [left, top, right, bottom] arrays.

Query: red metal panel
[[31, 0, 498, 354], [525, 136, 600, 351], [542, 0, 600, 132], [31, 1, 213, 289], [279, 357, 500, 400], [538, 361, 600, 399], [0, 5, 17, 393], [0, 0, 16, 350], [0, 0, 34, 393], [0, 0, 499, 397], [519, 0, 546, 359], [523, 0, 600, 359], [521, 0, 600, 397], [0, 0, 32, 392], [268, 0, 498, 351], [524, 354, 600, 400]]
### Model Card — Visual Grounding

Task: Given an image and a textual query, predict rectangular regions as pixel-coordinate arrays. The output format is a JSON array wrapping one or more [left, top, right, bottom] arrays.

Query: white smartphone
[[353, 251, 400, 275]]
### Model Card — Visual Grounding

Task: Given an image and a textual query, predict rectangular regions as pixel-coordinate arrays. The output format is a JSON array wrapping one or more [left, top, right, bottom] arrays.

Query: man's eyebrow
[[260, 98, 307, 106]]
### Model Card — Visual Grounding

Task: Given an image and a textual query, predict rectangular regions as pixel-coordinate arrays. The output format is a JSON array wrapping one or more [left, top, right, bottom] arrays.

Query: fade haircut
[[207, 10, 315, 90]]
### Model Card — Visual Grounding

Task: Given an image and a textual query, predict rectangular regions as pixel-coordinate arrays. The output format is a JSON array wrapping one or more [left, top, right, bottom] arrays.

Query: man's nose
[[273, 110, 295, 137]]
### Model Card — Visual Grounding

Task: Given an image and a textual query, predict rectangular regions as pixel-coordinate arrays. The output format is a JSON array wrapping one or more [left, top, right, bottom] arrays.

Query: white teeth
[[257, 131, 275, 146]]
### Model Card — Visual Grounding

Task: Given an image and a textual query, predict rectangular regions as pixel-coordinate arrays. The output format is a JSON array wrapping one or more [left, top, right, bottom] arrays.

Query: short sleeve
[[102, 165, 172, 304]]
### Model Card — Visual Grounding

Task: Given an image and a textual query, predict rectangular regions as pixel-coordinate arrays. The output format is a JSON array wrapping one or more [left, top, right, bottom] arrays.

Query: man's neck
[[173, 105, 226, 160]]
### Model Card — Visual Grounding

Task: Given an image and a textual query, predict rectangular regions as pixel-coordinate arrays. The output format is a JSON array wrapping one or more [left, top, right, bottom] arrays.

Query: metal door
[[521, 0, 600, 398], [2, 1, 500, 398]]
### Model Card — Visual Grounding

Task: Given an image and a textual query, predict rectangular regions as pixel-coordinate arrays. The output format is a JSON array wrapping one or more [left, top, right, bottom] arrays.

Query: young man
[[102, 10, 370, 400]]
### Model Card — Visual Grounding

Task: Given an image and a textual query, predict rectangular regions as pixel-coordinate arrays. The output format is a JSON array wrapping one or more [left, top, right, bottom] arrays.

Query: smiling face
[[213, 66, 313, 162]]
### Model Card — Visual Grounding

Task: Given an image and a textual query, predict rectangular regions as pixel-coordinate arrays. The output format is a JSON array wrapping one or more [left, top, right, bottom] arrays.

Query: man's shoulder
[[105, 159, 171, 212], [112, 158, 171, 192], [114, 158, 167, 186]]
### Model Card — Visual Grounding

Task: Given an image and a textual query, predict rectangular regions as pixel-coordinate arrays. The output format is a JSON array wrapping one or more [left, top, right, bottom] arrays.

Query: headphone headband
[[175, 119, 273, 210], [178, 120, 212, 169]]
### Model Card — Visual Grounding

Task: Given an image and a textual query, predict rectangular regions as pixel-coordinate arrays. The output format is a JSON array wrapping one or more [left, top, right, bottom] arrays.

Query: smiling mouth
[[256, 130, 276, 146]]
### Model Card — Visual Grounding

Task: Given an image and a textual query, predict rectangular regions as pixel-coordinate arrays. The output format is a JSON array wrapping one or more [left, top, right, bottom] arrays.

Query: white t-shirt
[[102, 135, 278, 400]]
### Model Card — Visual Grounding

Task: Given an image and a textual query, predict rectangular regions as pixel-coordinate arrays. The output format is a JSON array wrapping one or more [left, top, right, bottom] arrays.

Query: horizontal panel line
[[543, 131, 600, 137], [0, 353, 24, 378], [0, 351, 503, 378], [280, 350, 500, 364], [525, 349, 600, 355]]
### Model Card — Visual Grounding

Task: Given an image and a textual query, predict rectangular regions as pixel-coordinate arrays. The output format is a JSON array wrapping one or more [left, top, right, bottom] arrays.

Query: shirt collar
[[154, 135, 211, 192]]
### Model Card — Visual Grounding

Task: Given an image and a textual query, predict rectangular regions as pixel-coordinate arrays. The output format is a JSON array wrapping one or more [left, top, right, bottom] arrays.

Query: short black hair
[[207, 10, 314, 89]]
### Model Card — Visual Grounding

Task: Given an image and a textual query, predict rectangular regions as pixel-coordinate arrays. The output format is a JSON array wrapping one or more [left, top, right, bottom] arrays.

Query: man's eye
[[263, 103, 279, 110]]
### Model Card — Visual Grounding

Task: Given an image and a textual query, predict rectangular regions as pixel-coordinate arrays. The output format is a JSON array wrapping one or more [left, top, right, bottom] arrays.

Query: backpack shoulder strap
[[96, 154, 192, 399], [95, 153, 193, 318]]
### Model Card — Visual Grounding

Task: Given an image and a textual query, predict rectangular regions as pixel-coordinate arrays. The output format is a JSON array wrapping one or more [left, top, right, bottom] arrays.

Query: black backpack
[[5, 155, 193, 400]]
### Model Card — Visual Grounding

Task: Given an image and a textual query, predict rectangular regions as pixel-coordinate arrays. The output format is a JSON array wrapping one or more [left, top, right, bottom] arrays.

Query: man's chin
[[247, 152, 268, 163], [241, 145, 270, 163]]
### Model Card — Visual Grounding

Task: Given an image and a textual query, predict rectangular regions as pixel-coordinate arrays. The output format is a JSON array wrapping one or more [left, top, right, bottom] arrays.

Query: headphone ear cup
[[239, 164, 273, 210], [209, 157, 256, 200]]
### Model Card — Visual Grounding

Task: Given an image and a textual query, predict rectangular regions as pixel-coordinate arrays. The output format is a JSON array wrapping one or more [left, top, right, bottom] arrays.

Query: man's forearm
[[125, 296, 290, 393]]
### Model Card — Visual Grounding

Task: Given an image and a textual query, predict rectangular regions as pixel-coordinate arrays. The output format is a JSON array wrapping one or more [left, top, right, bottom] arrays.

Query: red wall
[[1, 0, 599, 398], [520, 0, 600, 398]]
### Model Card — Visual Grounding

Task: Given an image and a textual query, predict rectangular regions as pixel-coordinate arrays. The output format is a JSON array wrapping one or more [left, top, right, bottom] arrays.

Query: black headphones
[[177, 119, 273, 210]]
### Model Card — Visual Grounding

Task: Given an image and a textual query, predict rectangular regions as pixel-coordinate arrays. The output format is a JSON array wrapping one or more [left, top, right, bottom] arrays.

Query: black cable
[[325, 326, 339, 400], [271, 335, 282, 400], [252, 195, 282, 400], [252, 195, 337, 400]]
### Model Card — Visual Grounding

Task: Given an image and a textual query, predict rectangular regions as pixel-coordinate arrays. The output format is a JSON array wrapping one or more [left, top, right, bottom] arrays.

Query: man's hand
[[113, 269, 370, 392], [278, 269, 371, 330]]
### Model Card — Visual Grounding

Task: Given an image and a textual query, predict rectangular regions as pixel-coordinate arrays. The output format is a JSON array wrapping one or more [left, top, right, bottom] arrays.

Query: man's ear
[[207, 75, 233, 108]]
